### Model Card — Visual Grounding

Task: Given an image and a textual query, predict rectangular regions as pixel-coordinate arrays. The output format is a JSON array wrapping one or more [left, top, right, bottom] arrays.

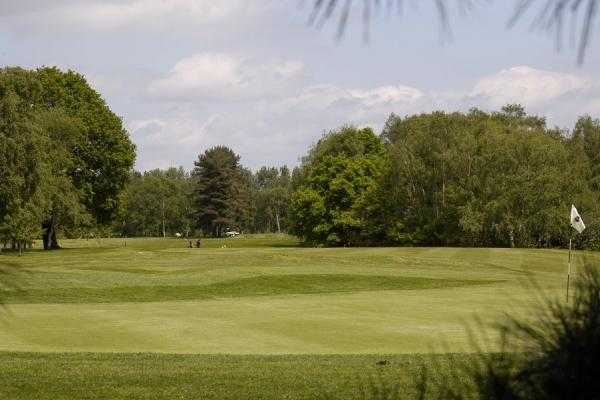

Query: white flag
[[570, 205, 586, 234]]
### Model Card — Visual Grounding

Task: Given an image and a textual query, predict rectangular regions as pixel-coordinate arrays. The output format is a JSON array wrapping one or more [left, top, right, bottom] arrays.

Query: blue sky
[[1, 1, 599, 171]]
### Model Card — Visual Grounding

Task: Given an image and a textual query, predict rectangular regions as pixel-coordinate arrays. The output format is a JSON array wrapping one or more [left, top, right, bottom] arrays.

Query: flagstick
[[567, 237, 572, 302]]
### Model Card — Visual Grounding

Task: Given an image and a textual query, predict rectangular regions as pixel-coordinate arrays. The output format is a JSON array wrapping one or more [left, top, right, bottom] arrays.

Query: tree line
[[2, 67, 599, 250], [117, 104, 600, 251], [113, 149, 294, 238], [291, 105, 600, 249]]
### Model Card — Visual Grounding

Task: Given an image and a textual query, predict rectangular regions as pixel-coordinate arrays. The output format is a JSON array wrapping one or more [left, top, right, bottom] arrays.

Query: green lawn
[[0, 235, 590, 399]]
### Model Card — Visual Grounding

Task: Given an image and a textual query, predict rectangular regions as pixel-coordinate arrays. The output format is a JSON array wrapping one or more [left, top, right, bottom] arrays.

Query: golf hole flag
[[570, 205, 586, 234]]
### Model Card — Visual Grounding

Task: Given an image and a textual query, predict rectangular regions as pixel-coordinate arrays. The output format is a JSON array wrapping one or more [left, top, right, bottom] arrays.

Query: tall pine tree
[[192, 146, 245, 237]]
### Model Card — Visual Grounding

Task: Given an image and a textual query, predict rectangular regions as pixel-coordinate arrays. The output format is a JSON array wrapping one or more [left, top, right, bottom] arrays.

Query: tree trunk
[[42, 216, 60, 250], [275, 211, 281, 234], [161, 199, 166, 238]]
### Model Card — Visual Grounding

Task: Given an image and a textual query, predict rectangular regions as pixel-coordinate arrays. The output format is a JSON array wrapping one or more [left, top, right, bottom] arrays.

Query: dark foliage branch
[[308, 0, 477, 40], [470, 260, 600, 399], [397, 259, 600, 400], [310, 0, 598, 63], [510, 0, 598, 63]]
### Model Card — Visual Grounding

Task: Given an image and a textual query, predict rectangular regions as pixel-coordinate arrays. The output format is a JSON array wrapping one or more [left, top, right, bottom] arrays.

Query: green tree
[[231, 167, 254, 233], [376, 107, 579, 247], [0, 67, 135, 250], [0, 74, 49, 252], [251, 166, 292, 233], [192, 146, 248, 237], [117, 167, 193, 237], [290, 126, 385, 245], [572, 116, 600, 191], [569, 116, 600, 250]]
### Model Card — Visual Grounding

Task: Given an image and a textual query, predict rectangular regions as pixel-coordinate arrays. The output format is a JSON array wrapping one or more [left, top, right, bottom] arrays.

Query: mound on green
[[3, 274, 497, 304]]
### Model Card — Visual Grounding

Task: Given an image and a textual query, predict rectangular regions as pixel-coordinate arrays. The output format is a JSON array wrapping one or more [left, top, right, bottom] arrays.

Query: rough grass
[[0, 352, 470, 400]]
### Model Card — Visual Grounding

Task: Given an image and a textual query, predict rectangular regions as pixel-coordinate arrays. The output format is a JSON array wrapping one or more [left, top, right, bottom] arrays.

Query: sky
[[1, 0, 599, 171]]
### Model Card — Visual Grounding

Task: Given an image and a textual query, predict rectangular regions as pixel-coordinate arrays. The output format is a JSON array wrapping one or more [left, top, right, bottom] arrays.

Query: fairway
[[0, 236, 581, 355], [0, 236, 593, 398]]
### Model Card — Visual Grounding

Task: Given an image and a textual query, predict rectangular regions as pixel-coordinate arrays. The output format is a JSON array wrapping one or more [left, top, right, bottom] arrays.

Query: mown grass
[[0, 352, 470, 400], [0, 235, 587, 355], [3, 274, 497, 304], [0, 235, 591, 398]]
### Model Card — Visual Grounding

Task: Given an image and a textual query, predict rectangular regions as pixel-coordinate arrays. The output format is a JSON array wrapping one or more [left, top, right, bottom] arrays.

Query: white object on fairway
[[570, 205, 586, 234]]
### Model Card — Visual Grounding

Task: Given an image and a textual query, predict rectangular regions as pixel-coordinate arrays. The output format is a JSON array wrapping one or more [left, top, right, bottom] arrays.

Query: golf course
[[0, 235, 588, 399]]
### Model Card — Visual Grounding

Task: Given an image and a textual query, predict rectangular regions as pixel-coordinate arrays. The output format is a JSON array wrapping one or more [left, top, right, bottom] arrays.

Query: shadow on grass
[[331, 258, 600, 399], [0, 260, 26, 316], [2, 273, 500, 304]]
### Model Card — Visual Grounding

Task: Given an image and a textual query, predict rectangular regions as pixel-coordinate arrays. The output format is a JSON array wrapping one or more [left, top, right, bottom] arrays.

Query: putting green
[[0, 235, 589, 354]]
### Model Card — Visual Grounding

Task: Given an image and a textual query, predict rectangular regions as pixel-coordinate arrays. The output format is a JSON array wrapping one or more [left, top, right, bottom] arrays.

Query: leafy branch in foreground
[[309, 0, 598, 63], [308, 0, 476, 41], [509, 0, 599, 64]]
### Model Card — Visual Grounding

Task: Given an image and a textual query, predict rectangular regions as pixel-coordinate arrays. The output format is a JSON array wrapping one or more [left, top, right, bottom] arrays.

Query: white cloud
[[282, 84, 423, 116], [71, 0, 249, 30], [128, 111, 309, 171], [0, 0, 269, 34], [130, 80, 428, 170], [148, 53, 306, 101], [582, 98, 600, 116], [106, 63, 600, 171], [128, 115, 224, 170], [470, 66, 591, 107], [350, 85, 424, 106]]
